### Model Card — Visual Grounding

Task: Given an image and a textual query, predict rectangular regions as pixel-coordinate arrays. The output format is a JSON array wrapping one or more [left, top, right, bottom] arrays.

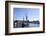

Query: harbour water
[[28, 23, 39, 27], [14, 23, 39, 28]]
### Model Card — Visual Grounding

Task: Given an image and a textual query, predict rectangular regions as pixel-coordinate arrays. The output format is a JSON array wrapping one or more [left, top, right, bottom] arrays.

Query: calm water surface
[[28, 23, 39, 27], [14, 23, 39, 28]]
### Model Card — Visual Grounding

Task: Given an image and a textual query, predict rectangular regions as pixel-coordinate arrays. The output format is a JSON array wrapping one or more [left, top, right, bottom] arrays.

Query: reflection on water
[[14, 23, 39, 28], [28, 23, 39, 27]]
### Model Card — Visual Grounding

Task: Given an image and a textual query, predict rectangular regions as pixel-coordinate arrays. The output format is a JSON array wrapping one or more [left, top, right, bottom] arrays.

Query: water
[[14, 23, 39, 28], [28, 23, 39, 27]]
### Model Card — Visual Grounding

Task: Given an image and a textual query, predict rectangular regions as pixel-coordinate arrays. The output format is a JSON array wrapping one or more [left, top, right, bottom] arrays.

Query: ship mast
[[23, 16, 24, 24], [25, 12, 29, 27], [25, 13, 28, 21], [23, 16, 24, 21]]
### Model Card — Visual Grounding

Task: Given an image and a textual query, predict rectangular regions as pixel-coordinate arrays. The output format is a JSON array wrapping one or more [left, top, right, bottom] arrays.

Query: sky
[[13, 8, 40, 21]]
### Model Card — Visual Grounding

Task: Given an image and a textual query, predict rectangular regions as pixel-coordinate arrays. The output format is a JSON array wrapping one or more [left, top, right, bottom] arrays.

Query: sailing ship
[[14, 14, 29, 28]]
